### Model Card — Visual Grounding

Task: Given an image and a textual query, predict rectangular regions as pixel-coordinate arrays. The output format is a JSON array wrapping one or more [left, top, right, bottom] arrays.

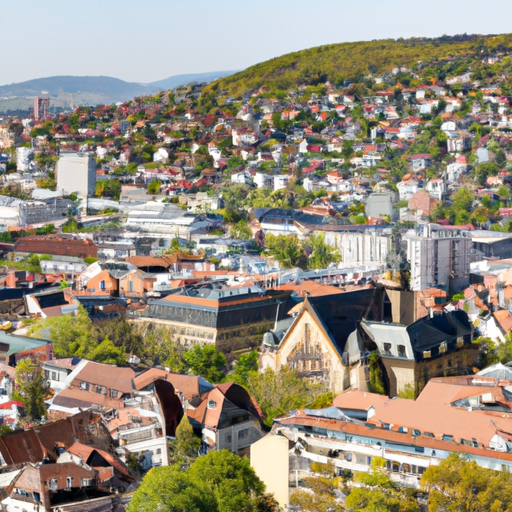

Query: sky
[[3, 0, 512, 85]]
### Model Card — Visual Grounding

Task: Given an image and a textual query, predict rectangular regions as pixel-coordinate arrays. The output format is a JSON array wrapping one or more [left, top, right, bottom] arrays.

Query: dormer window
[[207, 400, 216, 409]]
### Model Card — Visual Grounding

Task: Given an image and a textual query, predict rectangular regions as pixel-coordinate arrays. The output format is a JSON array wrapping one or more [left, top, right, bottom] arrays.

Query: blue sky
[[3, 0, 512, 84]]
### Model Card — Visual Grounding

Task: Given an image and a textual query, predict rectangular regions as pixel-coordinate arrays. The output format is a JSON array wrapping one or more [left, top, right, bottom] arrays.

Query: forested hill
[[203, 33, 512, 97]]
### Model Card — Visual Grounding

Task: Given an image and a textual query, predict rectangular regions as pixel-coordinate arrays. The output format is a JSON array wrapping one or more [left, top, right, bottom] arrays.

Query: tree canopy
[[127, 450, 279, 512]]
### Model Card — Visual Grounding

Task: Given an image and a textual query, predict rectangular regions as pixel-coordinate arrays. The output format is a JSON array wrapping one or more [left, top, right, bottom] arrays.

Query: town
[[1, 32, 512, 511]]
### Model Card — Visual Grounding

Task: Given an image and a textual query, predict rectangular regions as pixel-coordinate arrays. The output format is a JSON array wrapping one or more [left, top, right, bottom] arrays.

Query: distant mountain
[[149, 70, 239, 91], [0, 70, 237, 112]]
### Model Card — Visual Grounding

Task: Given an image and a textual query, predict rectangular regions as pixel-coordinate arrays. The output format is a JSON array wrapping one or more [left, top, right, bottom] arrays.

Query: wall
[[250, 434, 290, 510], [56, 154, 96, 197]]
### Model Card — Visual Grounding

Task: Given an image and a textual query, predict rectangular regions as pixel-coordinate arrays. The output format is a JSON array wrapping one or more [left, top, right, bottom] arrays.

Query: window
[[96, 386, 107, 395], [129, 279, 134, 293], [110, 389, 118, 398], [439, 341, 447, 353], [226, 434, 232, 443], [51, 371, 57, 381], [397, 345, 406, 358], [441, 434, 453, 442], [238, 429, 248, 439], [100, 280, 106, 290], [66, 477, 73, 488], [156, 448, 161, 455], [383, 343, 392, 356], [344, 452, 352, 462], [79, 381, 89, 391], [80, 478, 92, 487]]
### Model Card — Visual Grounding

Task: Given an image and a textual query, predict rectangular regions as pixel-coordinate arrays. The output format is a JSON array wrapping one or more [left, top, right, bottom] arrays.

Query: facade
[[56, 154, 96, 197], [33, 97, 50, 120], [322, 226, 392, 268], [250, 434, 290, 510], [261, 288, 390, 394], [131, 282, 291, 352], [360, 310, 477, 396], [405, 224, 471, 293]]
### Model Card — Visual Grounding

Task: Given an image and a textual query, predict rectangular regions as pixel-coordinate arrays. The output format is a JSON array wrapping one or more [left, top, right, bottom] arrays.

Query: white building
[[405, 224, 472, 292], [56, 153, 96, 197], [323, 227, 392, 268], [16, 147, 33, 172]]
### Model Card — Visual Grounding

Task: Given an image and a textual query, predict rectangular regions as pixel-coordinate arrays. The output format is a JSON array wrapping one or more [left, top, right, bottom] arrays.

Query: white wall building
[[56, 153, 96, 197], [405, 224, 472, 292]]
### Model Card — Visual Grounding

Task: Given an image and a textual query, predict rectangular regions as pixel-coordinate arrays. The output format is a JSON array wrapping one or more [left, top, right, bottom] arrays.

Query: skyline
[[3, 0, 512, 86]]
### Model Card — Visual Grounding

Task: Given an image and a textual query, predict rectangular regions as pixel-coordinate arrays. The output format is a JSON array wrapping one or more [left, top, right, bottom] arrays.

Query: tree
[[147, 180, 163, 195], [12, 359, 51, 423], [88, 337, 126, 365], [290, 476, 343, 512], [182, 344, 227, 383], [266, 234, 306, 269], [246, 366, 328, 426], [346, 457, 420, 512], [168, 414, 201, 468], [421, 452, 512, 512], [230, 350, 259, 387], [31, 304, 93, 358], [306, 233, 340, 269], [127, 450, 278, 512]]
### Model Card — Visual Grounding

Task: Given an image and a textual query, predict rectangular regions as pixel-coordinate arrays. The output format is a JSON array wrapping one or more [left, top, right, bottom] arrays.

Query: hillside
[[204, 33, 512, 97]]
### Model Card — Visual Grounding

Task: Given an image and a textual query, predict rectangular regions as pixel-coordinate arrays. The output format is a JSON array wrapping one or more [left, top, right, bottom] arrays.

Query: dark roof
[[307, 287, 384, 352], [407, 310, 472, 355]]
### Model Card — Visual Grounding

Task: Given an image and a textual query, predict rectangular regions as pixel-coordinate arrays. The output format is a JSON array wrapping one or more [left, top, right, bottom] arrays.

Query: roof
[[125, 256, 171, 269], [0, 332, 49, 356], [70, 360, 135, 394], [332, 389, 389, 410], [276, 280, 344, 297], [67, 441, 132, 478]]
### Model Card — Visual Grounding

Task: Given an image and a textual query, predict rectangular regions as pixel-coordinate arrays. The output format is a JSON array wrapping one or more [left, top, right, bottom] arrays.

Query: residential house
[[359, 309, 476, 397]]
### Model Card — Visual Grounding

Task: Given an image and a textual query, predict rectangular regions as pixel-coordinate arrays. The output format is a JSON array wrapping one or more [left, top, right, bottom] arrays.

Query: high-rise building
[[405, 224, 471, 293], [34, 97, 50, 120], [56, 153, 96, 198]]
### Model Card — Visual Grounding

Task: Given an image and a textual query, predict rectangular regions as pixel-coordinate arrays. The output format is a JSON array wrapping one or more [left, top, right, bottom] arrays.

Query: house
[[409, 154, 431, 171], [48, 360, 184, 470], [426, 178, 446, 201], [272, 376, 512, 491], [260, 288, 392, 394], [408, 191, 438, 218], [187, 382, 264, 454], [365, 192, 397, 222], [359, 309, 477, 397]]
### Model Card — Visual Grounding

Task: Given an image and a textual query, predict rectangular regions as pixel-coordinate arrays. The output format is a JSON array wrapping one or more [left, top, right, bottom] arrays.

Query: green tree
[[421, 452, 512, 512], [88, 337, 126, 365], [12, 359, 50, 423], [127, 450, 278, 512], [246, 366, 328, 426], [290, 476, 343, 512], [346, 457, 420, 512], [182, 344, 227, 383], [147, 180, 163, 195], [266, 234, 306, 269], [306, 233, 340, 269], [31, 304, 93, 357], [169, 414, 201, 468], [230, 350, 259, 387]]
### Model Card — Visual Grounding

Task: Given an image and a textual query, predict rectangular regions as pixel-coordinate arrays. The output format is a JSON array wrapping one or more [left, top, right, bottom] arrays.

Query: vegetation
[[421, 452, 512, 511], [246, 366, 330, 426], [168, 414, 201, 468], [12, 359, 51, 423], [204, 34, 512, 97], [346, 457, 420, 511], [127, 450, 279, 512]]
